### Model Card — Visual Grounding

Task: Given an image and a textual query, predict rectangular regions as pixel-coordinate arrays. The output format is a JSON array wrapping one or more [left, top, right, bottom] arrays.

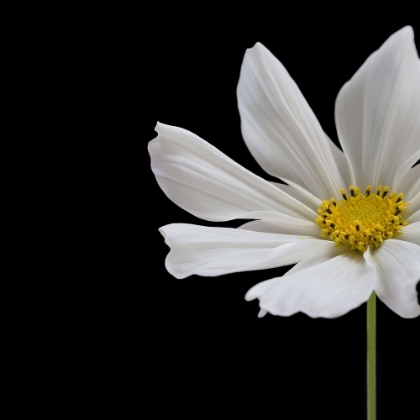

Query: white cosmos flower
[[148, 26, 420, 319]]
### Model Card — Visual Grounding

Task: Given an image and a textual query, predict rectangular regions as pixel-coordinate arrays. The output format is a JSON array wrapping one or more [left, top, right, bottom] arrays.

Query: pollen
[[316, 185, 409, 253]]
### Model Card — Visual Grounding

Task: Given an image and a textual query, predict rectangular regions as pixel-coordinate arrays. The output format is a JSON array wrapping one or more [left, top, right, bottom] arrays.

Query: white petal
[[149, 123, 316, 222], [372, 239, 420, 318], [393, 150, 420, 196], [398, 164, 420, 201], [284, 245, 350, 276], [245, 248, 376, 318], [404, 191, 420, 220], [406, 200, 420, 223], [237, 42, 347, 199], [328, 142, 353, 192], [399, 223, 420, 246], [271, 182, 321, 212], [240, 219, 321, 237], [258, 309, 268, 318], [160, 223, 334, 279], [335, 26, 420, 190], [401, 161, 420, 220]]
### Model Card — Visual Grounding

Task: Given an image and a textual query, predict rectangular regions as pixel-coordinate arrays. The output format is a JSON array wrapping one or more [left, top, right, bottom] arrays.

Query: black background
[[1, 1, 420, 420]]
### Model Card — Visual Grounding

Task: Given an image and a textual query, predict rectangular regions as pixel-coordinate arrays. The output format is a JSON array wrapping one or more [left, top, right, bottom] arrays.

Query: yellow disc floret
[[316, 185, 409, 253]]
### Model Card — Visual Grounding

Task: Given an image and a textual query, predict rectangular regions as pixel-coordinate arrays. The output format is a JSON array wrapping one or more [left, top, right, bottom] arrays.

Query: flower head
[[149, 27, 420, 318]]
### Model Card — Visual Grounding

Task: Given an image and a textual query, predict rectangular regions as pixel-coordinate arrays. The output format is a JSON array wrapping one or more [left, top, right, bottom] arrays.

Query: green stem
[[367, 292, 376, 420]]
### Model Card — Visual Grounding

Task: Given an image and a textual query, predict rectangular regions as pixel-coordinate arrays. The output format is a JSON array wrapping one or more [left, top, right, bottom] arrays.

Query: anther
[[350, 185, 355, 197], [377, 185, 382, 196], [340, 188, 347, 201], [396, 193, 403, 204], [382, 186, 389, 198], [366, 185, 372, 197]]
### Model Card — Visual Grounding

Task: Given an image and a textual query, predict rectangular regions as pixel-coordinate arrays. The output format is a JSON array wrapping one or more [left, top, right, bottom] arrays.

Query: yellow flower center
[[316, 185, 409, 253]]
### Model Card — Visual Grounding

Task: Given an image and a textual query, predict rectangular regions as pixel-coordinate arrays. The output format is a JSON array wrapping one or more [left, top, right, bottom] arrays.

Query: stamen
[[316, 185, 409, 253]]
